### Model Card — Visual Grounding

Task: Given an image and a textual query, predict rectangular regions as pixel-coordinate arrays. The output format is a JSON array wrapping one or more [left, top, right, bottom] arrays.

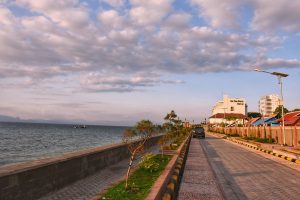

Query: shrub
[[243, 136, 256, 140], [254, 138, 274, 143], [139, 153, 159, 172], [243, 137, 274, 143]]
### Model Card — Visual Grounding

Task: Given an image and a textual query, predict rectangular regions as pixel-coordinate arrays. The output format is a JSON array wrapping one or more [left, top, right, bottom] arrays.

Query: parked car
[[192, 127, 205, 139]]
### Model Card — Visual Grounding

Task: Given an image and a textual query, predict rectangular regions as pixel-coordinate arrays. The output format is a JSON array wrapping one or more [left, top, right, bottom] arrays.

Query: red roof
[[209, 113, 246, 119], [245, 117, 260, 126], [278, 111, 300, 126]]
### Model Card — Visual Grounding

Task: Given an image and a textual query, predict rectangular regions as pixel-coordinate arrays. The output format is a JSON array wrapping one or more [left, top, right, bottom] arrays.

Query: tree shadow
[[200, 139, 248, 200]]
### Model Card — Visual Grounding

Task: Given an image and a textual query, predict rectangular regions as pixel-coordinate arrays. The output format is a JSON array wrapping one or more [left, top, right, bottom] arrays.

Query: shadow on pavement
[[200, 137, 248, 200]]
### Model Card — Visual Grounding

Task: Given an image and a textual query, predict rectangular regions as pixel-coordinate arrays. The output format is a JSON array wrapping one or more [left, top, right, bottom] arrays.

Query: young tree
[[157, 133, 171, 158], [122, 120, 155, 190], [163, 110, 183, 138]]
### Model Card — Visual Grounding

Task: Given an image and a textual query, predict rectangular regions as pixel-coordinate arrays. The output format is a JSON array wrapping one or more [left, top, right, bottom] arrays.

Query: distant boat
[[73, 125, 87, 128]]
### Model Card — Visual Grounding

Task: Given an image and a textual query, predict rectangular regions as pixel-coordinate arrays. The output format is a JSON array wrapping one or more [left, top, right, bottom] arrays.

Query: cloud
[[0, 0, 299, 93], [100, 0, 125, 8], [16, 0, 90, 30], [80, 73, 184, 92], [129, 0, 174, 26], [163, 12, 192, 30], [190, 0, 300, 32], [190, 0, 243, 29], [251, 0, 300, 32], [254, 58, 300, 70], [0, 5, 15, 25], [98, 9, 124, 29]]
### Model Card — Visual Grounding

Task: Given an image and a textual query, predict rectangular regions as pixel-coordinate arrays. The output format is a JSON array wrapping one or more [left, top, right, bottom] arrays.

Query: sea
[[0, 122, 127, 166]]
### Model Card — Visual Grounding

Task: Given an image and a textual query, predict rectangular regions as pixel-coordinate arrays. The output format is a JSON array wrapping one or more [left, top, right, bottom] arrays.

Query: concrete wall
[[209, 126, 300, 147], [0, 135, 161, 200]]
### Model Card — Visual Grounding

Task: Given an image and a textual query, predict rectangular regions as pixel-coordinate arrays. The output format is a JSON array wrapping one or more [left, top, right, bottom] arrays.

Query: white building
[[259, 94, 280, 116], [209, 95, 247, 124], [212, 95, 247, 115]]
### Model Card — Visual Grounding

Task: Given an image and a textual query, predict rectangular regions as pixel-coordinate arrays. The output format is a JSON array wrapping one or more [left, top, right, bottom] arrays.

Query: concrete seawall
[[0, 135, 162, 200]]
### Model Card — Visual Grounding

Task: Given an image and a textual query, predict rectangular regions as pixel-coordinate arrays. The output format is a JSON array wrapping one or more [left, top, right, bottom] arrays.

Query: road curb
[[161, 136, 191, 200], [226, 137, 300, 165]]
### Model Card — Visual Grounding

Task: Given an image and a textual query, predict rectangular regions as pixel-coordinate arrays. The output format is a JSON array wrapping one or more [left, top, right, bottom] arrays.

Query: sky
[[0, 0, 300, 125]]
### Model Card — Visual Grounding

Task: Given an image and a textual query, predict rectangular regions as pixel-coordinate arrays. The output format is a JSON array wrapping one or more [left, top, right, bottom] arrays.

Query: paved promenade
[[178, 138, 224, 199], [39, 146, 159, 200], [201, 134, 300, 200]]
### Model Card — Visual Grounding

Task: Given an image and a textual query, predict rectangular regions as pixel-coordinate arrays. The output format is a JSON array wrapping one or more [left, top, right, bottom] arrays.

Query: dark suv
[[192, 127, 205, 139]]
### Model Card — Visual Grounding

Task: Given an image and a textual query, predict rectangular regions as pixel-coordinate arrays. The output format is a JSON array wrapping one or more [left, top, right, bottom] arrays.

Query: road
[[179, 135, 300, 200]]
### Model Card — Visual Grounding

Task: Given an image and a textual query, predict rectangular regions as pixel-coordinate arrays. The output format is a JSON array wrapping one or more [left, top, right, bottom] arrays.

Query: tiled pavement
[[39, 159, 129, 200], [209, 132, 300, 172], [177, 138, 224, 200], [201, 135, 300, 200], [39, 146, 159, 200]]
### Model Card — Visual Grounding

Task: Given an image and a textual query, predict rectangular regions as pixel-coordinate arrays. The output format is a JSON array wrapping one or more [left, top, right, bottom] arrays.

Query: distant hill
[[0, 115, 22, 122], [0, 114, 68, 124], [0, 114, 133, 126]]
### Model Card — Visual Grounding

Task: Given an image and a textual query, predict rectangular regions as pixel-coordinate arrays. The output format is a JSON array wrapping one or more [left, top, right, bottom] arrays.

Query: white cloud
[[163, 12, 192, 30], [129, 0, 173, 26], [0, 0, 299, 93], [98, 10, 124, 29], [0, 5, 15, 25], [190, 0, 243, 29], [251, 0, 300, 32], [16, 0, 90, 30], [80, 73, 184, 92], [253, 58, 300, 70]]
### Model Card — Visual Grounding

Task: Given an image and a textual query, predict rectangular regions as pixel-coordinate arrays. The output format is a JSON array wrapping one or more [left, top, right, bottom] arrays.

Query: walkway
[[39, 145, 159, 200], [177, 138, 224, 199], [201, 134, 300, 200]]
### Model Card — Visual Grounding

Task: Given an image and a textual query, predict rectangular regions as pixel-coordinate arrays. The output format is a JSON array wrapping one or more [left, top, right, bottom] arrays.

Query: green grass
[[254, 138, 274, 143], [170, 135, 187, 150], [101, 155, 171, 200], [243, 137, 275, 143]]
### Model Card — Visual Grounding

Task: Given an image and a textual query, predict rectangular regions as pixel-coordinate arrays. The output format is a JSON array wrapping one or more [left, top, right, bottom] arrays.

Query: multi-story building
[[209, 95, 247, 124], [259, 94, 280, 116], [212, 95, 247, 115]]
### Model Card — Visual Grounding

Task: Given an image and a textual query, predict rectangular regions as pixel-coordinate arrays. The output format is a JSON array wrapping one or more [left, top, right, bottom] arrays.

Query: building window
[[231, 107, 234, 111]]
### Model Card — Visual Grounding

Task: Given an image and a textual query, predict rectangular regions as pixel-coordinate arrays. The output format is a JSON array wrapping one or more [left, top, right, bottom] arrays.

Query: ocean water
[[0, 122, 127, 166]]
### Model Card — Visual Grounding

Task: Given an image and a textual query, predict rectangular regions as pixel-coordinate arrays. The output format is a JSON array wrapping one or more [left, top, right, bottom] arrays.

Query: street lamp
[[254, 68, 289, 145]]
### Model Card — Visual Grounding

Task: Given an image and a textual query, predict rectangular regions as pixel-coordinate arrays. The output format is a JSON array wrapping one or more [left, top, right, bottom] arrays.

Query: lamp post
[[254, 68, 289, 145]]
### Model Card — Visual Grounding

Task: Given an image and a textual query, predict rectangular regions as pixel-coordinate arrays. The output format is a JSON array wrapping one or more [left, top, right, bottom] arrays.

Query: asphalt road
[[200, 134, 300, 200]]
